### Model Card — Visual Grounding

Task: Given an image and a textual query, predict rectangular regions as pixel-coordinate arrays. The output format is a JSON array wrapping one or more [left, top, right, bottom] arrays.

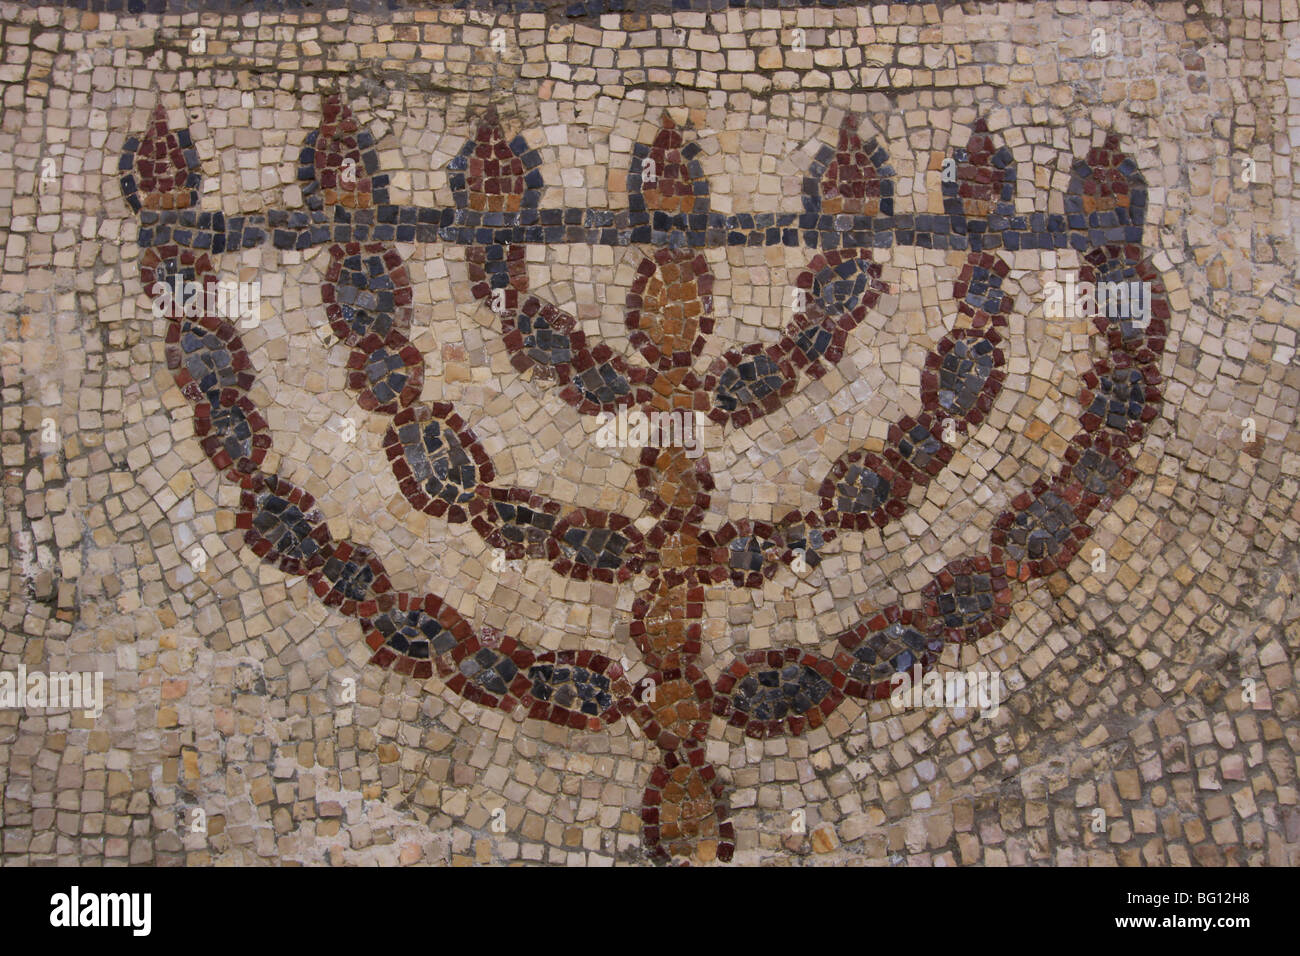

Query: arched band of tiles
[[163, 307, 271, 488], [699, 511, 834, 590], [713, 648, 844, 739], [833, 606, 942, 702], [379, 396, 653, 584], [703, 247, 885, 426], [384, 401, 494, 522], [467, 243, 654, 412], [321, 241, 423, 414], [817, 249, 1010, 532], [130, 103, 647, 741]]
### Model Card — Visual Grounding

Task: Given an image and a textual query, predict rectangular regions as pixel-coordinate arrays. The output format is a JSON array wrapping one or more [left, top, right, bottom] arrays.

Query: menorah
[[123, 96, 1170, 863]]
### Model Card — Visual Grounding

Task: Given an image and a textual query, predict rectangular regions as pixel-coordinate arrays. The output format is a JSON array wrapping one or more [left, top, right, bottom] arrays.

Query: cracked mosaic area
[[2, 0, 1299, 868]]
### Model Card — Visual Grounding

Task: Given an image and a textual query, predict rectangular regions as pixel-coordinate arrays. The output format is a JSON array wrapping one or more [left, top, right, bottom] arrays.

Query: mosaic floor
[[2, 0, 1299, 866]]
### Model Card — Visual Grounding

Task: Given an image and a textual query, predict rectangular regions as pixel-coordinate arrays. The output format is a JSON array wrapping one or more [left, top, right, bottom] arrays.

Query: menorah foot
[[641, 742, 734, 864]]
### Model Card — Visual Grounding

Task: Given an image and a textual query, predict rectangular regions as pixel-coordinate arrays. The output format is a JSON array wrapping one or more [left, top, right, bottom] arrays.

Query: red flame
[[314, 95, 372, 209], [465, 108, 527, 213], [135, 105, 196, 210], [639, 116, 703, 215], [821, 115, 882, 215]]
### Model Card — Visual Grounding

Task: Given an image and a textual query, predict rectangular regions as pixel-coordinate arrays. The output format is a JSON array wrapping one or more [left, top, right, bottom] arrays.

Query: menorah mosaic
[[4, 0, 1299, 869], [121, 88, 1180, 862]]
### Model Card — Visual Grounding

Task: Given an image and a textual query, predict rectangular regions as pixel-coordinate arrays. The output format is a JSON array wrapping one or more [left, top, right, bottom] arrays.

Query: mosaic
[[130, 79, 1167, 860], [2, 0, 1298, 869]]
